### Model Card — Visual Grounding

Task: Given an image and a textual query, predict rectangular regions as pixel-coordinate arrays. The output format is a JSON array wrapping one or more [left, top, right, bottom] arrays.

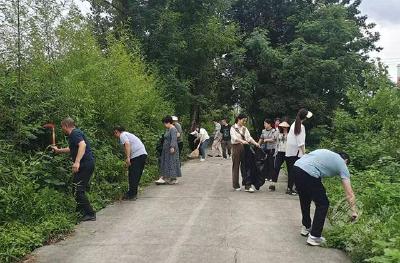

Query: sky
[[75, 0, 400, 82], [359, 0, 400, 82]]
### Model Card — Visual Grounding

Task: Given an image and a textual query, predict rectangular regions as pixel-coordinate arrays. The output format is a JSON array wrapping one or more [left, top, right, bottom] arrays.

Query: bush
[[321, 69, 400, 263]]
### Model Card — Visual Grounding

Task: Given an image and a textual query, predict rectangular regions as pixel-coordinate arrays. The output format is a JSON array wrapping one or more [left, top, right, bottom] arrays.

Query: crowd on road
[[49, 108, 358, 247]]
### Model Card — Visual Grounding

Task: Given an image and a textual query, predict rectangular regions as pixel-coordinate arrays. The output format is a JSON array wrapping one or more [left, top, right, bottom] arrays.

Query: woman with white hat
[[272, 120, 290, 191], [285, 109, 313, 195]]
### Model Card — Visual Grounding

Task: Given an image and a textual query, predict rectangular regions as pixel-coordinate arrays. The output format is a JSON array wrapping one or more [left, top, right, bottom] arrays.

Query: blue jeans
[[199, 139, 210, 159]]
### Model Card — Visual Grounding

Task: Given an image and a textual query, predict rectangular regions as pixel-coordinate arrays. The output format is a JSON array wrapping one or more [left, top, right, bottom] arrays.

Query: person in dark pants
[[294, 149, 358, 246], [220, 118, 232, 159], [172, 116, 184, 157], [51, 117, 96, 221], [258, 118, 278, 191], [285, 109, 313, 195], [274, 121, 290, 184], [113, 126, 148, 200]]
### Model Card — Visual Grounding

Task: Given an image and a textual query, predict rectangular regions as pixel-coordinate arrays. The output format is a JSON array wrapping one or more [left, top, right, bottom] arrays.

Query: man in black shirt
[[220, 118, 232, 159], [51, 117, 96, 221]]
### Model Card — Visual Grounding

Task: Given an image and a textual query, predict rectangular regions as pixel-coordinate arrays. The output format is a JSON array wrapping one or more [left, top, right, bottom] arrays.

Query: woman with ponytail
[[285, 109, 313, 195]]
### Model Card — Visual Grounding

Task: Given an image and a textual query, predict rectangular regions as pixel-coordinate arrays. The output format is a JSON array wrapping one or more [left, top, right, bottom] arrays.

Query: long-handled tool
[[43, 123, 56, 146]]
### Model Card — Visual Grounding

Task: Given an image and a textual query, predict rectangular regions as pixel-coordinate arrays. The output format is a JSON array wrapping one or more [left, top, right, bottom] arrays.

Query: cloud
[[360, 0, 400, 82], [360, 0, 400, 25]]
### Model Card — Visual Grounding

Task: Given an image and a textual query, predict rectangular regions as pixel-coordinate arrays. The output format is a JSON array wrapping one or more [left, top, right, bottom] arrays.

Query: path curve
[[32, 158, 350, 263]]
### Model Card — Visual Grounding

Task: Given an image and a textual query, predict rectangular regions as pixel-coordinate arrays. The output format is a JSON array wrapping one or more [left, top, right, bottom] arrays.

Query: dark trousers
[[286, 156, 299, 190], [199, 139, 210, 159], [264, 149, 277, 181], [178, 142, 183, 157], [73, 162, 95, 216], [294, 166, 330, 237], [232, 144, 251, 188], [127, 154, 147, 197], [274, 151, 287, 181], [221, 140, 232, 158]]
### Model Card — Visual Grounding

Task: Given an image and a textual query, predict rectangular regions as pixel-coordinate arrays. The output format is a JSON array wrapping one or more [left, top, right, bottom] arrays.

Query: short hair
[[235, 113, 247, 123], [113, 125, 125, 133], [162, 115, 173, 124], [264, 118, 274, 125], [337, 152, 351, 164], [61, 117, 75, 128]]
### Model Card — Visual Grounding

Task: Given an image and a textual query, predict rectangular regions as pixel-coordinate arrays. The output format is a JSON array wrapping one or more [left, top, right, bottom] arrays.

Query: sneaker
[[290, 189, 298, 196], [155, 178, 166, 185], [244, 187, 255, 193], [300, 226, 311, 236], [167, 179, 179, 185], [207, 154, 213, 157], [269, 185, 276, 191], [286, 189, 298, 195], [216, 155, 222, 157], [234, 187, 241, 191], [200, 158, 205, 162], [307, 235, 326, 246], [81, 214, 96, 222]]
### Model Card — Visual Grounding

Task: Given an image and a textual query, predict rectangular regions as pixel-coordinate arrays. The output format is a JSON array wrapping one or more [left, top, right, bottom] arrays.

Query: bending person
[[294, 149, 357, 246], [113, 126, 148, 200]]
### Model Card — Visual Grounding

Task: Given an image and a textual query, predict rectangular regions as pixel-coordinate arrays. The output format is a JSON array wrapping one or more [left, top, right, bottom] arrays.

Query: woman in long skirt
[[156, 116, 182, 185]]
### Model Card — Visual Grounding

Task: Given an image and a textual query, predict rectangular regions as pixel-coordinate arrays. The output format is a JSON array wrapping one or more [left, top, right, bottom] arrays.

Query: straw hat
[[306, 111, 313, 118], [278, 121, 290, 128]]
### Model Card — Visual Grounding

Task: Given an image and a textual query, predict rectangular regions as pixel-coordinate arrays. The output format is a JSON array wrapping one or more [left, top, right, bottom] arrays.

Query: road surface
[[32, 158, 350, 263]]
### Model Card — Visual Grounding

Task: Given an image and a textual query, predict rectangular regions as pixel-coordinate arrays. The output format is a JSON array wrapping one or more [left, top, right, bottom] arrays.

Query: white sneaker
[[200, 158, 205, 162], [244, 187, 255, 193], [155, 178, 166, 185], [234, 188, 241, 191], [300, 226, 311, 237], [307, 235, 326, 246]]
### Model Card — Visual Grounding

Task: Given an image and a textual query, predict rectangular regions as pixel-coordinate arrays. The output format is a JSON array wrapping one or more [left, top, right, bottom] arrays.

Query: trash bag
[[242, 145, 266, 190]]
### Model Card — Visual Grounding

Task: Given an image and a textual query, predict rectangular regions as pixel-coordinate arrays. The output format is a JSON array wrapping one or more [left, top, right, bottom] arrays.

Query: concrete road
[[32, 158, 350, 263]]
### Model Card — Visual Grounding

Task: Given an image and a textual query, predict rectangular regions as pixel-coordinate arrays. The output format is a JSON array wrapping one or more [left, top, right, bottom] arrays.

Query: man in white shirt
[[230, 114, 260, 193], [113, 126, 148, 200]]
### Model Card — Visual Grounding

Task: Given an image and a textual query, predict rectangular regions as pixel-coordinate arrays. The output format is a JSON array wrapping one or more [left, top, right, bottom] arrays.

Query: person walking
[[258, 119, 278, 191], [191, 125, 210, 162], [285, 109, 313, 195], [274, 121, 290, 185], [51, 118, 96, 221], [294, 149, 358, 246], [113, 126, 148, 200], [156, 116, 182, 185], [220, 118, 232, 159], [172, 116, 184, 157], [231, 114, 260, 193], [209, 119, 222, 157]]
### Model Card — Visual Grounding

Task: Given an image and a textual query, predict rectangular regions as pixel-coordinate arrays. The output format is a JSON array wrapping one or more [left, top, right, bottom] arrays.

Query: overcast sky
[[359, 0, 400, 81], [75, 0, 400, 81]]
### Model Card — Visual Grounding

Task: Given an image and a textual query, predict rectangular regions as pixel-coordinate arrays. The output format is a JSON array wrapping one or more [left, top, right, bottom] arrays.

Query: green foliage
[[321, 67, 400, 263], [0, 6, 171, 262]]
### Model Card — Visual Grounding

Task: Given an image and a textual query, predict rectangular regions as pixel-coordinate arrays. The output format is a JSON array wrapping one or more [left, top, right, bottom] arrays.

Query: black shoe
[[269, 185, 276, 191], [81, 214, 96, 221], [216, 155, 222, 157], [123, 194, 137, 201], [286, 189, 297, 196]]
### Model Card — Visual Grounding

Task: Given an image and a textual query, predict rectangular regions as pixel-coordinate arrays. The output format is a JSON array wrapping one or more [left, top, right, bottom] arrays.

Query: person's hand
[[50, 145, 59, 154], [351, 211, 358, 222], [72, 162, 80, 173], [255, 142, 261, 148], [170, 147, 175, 154], [125, 158, 131, 167]]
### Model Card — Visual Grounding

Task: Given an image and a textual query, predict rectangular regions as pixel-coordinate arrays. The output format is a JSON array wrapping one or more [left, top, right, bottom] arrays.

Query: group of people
[[50, 109, 358, 247]]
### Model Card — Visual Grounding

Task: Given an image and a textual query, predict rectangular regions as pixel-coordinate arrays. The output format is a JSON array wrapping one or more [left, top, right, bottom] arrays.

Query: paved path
[[32, 158, 350, 263]]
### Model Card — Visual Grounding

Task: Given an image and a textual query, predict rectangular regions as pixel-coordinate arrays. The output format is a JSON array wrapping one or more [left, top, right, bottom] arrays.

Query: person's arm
[[124, 142, 131, 167], [296, 126, 306, 155], [72, 141, 86, 173], [245, 128, 259, 147], [170, 128, 178, 154], [51, 146, 70, 154], [342, 179, 358, 219]]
